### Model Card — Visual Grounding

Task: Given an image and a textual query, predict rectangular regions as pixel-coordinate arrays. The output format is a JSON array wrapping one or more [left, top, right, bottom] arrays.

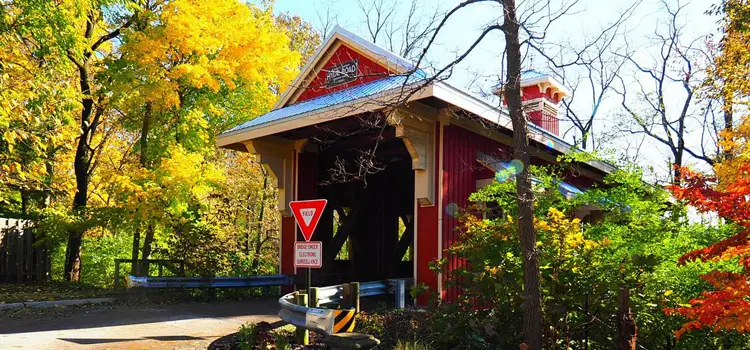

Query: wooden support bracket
[[388, 108, 436, 207], [243, 137, 295, 216]]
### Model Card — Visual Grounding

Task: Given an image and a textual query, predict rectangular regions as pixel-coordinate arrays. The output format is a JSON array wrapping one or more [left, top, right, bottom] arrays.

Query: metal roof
[[224, 73, 425, 135], [216, 26, 614, 175], [491, 69, 555, 92], [520, 69, 549, 80]]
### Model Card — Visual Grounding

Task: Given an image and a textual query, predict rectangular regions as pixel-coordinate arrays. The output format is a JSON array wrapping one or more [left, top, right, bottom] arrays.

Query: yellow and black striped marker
[[333, 308, 356, 333]]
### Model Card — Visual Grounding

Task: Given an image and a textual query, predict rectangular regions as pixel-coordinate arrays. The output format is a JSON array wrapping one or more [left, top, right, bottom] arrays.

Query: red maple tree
[[666, 165, 750, 336]]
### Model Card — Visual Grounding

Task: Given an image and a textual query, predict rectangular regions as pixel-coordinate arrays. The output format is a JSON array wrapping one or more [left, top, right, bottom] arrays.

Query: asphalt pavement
[[0, 299, 280, 350]]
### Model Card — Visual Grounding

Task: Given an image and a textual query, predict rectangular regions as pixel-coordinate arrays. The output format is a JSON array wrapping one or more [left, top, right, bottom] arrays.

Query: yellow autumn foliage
[[709, 0, 749, 185], [0, 22, 77, 194], [537, 208, 598, 256], [121, 0, 299, 114]]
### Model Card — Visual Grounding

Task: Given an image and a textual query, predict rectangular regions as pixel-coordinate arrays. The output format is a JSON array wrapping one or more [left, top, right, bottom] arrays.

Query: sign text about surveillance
[[294, 241, 322, 268]]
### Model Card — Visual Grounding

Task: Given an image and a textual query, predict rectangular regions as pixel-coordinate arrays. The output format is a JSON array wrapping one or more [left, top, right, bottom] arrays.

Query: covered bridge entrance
[[284, 117, 416, 284], [217, 26, 614, 304]]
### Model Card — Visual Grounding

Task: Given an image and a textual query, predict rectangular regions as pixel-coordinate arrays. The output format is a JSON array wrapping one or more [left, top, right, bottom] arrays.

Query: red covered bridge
[[217, 26, 614, 304]]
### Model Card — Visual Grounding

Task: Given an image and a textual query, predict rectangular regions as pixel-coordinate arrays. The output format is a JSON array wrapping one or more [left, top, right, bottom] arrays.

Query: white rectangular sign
[[294, 241, 322, 268]]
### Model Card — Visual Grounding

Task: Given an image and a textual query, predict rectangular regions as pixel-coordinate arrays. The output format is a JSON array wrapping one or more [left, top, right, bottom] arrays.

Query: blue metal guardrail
[[125, 274, 293, 288], [278, 279, 409, 335]]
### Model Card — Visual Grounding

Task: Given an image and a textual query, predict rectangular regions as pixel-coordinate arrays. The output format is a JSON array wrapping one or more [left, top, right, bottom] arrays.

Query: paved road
[[0, 299, 280, 350]]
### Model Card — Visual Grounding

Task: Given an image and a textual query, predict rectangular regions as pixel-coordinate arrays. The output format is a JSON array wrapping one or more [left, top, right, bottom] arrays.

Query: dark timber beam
[[389, 215, 413, 275], [322, 206, 360, 272]]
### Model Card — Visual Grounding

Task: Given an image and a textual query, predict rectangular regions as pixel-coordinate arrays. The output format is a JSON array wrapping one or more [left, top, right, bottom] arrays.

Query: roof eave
[[219, 79, 614, 176], [432, 82, 614, 175], [491, 75, 572, 97], [216, 83, 435, 148]]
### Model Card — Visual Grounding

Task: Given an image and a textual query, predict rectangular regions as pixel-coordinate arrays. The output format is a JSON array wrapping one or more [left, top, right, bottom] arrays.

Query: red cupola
[[496, 70, 569, 135]]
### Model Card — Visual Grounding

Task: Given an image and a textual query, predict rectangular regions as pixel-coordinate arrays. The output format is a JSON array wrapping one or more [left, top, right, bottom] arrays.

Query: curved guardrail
[[278, 279, 409, 335], [279, 293, 342, 335]]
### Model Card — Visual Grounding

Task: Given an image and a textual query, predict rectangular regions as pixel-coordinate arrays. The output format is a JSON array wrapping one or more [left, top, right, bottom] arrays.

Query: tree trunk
[[140, 223, 155, 275], [43, 150, 54, 208], [672, 151, 683, 185], [501, 0, 542, 348], [581, 128, 590, 150], [131, 103, 152, 276], [617, 287, 637, 350], [139, 103, 152, 167], [63, 7, 138, 281], [722, 95, 733, 161], [20, 189, 29, 215], [251, 173, 269, 272], [131, 224, 141, 275], [64, 60, 94, 282]]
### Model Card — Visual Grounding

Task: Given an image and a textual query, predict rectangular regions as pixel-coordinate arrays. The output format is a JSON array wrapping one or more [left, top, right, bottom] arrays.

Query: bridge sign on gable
[[293, 44, 392, 104], [289, 199, 327, 242], [325, 59, 359, 88]]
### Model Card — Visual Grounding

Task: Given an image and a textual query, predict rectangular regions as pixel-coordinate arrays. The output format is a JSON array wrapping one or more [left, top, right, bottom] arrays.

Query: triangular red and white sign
[[289, 199, 328, 242]]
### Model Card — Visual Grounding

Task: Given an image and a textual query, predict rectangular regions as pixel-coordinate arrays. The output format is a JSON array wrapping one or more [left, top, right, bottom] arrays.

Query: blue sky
[[268, 0, 721, 180]]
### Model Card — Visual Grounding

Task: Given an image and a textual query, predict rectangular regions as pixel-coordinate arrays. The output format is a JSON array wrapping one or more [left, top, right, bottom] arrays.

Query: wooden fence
[[0, 218, 50, 282]]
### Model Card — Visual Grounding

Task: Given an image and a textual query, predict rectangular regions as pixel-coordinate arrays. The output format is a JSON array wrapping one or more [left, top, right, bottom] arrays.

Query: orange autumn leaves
[[667, 165, 750, 337]]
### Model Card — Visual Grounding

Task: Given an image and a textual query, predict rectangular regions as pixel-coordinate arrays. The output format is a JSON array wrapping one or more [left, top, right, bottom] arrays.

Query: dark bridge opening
[[287, 116, 414, 285]]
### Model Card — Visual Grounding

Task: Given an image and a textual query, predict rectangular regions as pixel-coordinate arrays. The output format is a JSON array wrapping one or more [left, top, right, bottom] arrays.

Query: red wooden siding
[[281, 217, 296, 276], [416, 123, 441, 305], [440, 124, 600, 303], [441, 125, 514, 303], [295, 45, 392, 103]]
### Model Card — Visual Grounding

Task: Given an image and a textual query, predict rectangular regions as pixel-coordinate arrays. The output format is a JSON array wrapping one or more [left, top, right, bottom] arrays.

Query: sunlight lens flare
[[445, 203, 459, 217]]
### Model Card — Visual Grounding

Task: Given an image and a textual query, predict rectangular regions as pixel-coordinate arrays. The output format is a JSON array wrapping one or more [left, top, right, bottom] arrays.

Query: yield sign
[[289, 199, 327, 242]]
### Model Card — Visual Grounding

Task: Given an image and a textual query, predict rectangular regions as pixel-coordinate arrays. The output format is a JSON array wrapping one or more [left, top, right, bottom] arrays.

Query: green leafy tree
[[434, 163, 748, 349]]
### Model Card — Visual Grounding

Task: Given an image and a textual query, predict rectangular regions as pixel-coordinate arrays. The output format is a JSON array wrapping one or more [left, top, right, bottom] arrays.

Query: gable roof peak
[[327, 25, 415, 70], [272, 25, 417, 110]]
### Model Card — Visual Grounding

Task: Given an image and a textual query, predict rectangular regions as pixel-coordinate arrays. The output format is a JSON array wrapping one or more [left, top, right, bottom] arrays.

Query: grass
[[393, 340, 432, 350], [0, 281, 118, 304]]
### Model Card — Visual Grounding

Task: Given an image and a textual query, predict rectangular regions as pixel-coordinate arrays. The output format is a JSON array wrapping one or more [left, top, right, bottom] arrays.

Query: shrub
[[235, 322, 260, 350], [356, 309, 434, 347], [393, 340, 432, 350], [357, 307, 499, 349], [234, 322, 294, 350]]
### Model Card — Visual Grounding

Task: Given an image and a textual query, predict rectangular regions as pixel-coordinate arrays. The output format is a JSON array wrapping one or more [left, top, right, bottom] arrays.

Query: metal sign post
[[290, 199, 327, 297]]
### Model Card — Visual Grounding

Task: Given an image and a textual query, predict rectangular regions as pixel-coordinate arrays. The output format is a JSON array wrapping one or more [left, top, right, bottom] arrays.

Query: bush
[[357, 307, 495, 350], [356, 309, 434, 348], [49, 232, 132, 288], [234, 322, 293, 350], [393, 340, 432, 350]]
